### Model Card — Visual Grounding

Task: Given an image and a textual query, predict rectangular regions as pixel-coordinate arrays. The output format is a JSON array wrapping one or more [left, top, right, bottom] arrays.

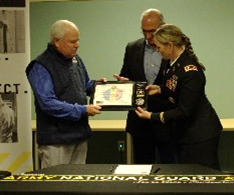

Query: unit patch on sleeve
[[184, 65, 198, 72]]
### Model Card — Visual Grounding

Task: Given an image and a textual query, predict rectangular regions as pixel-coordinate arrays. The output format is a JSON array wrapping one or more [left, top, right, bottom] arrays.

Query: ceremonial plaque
[[90, 81, 148, 111]]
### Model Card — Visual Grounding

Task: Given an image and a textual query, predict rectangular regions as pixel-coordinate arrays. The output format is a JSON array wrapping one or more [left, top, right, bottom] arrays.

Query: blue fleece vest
[[26, 44, 91, 145]]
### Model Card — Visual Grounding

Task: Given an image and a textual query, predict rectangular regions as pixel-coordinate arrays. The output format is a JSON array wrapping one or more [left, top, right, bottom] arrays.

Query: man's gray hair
[[50, 20, 78, 44]]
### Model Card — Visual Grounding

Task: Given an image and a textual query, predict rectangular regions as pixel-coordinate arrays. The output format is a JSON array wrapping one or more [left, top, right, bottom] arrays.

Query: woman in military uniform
[[135, 24, 222, 170]]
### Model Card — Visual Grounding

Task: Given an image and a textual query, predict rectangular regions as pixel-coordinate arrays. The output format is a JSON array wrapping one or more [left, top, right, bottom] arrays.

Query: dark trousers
[[132, 135, 177, 164], [176, 135, 220, 170]]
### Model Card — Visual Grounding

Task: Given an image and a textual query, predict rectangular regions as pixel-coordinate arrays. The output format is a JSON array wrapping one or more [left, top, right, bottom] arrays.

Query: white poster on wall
[[0, 0, 32, 174]]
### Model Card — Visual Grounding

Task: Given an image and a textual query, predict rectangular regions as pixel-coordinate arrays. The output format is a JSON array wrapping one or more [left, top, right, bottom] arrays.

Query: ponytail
[[182, 34, 206, 71]]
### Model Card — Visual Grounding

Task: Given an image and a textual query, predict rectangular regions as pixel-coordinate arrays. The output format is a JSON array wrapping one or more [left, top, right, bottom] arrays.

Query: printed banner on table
[[0, 0, 33, 174]]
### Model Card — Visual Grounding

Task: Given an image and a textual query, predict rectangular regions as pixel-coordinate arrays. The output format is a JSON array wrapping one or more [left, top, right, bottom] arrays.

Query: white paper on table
[[113, 165, 153, 175]]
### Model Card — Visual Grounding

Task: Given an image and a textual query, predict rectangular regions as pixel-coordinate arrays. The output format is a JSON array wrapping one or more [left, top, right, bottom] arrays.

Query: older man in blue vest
[[26, 20, 106, 169]]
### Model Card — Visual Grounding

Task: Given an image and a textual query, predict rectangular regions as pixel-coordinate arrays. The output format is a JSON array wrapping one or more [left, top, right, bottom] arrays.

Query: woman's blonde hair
[[155, 24, 205, 70]]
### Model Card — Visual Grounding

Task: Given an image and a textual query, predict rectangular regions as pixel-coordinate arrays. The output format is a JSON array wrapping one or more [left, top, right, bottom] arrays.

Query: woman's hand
[[146, 85, 161, 95], [135, 106, 152, 120]]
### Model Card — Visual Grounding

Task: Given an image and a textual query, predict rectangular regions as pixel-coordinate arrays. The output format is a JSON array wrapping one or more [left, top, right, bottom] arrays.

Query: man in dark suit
[[114, 9, 176, 164]]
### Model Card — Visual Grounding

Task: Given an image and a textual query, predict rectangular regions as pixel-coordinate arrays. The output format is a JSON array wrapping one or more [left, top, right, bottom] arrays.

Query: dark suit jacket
[[120, 38, 174, 141]]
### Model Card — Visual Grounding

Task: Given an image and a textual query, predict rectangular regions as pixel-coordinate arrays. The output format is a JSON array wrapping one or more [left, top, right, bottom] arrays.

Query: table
[[1, 164, 234, 195], [32, 119, 234, 169], [31, 119, 234, 131]]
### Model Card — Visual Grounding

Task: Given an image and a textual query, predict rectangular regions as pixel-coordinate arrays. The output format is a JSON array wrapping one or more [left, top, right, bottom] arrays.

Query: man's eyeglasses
[[141, 29, 156, 34]]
